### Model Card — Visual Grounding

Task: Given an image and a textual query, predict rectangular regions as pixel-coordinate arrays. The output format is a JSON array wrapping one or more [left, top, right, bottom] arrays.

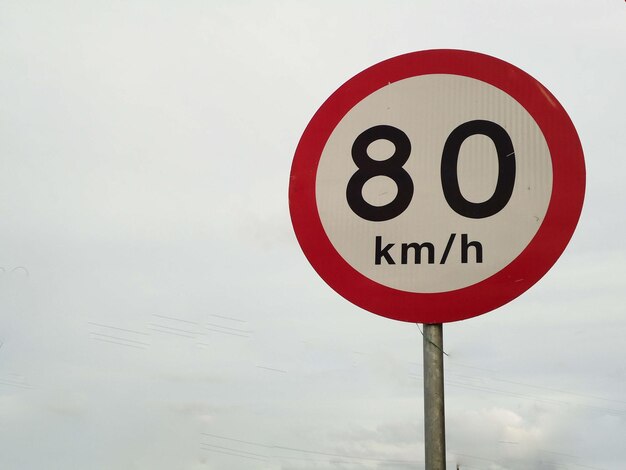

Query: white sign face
[[289, 50, 585, 323], [316, 74, 553, 293]]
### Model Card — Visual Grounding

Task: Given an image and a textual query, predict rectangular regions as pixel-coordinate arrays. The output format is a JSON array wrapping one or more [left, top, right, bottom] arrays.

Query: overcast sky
[[1, 1, 625, 469]]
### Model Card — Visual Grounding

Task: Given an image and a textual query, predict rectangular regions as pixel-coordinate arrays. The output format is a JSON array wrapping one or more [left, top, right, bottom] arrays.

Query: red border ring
[[289, 49, 585, 323]]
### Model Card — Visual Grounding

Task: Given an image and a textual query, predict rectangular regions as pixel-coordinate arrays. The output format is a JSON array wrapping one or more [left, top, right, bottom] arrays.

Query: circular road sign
[[289, 49, 585, 323]]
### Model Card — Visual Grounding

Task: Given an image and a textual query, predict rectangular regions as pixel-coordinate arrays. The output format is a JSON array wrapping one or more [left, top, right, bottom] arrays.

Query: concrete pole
[[423, 323, 446, 469]]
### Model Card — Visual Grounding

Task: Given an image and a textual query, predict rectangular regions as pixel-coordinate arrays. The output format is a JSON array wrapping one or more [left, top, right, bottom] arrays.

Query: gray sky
[[1, 1, 625, 469]]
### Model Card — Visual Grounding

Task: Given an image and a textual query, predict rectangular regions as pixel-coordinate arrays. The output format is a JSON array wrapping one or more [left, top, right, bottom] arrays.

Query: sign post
[[289, 49, 585, 468], [423, 323, 446, 469]]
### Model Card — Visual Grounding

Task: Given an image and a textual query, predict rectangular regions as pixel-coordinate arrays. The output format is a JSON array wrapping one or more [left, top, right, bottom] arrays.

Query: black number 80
[[346, 120, 516, 221]]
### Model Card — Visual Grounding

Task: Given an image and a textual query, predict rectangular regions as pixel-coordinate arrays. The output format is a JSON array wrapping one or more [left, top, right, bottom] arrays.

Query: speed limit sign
[[289, 50, 585, 323]]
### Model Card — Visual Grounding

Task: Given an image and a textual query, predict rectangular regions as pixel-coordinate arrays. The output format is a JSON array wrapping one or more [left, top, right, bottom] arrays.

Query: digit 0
[[441, 120, 516, 219], [346, 125, 414, 222]]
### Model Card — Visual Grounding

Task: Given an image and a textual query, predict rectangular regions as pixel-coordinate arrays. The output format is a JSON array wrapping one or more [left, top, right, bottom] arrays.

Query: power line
[[200, 432, 423, 465]]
